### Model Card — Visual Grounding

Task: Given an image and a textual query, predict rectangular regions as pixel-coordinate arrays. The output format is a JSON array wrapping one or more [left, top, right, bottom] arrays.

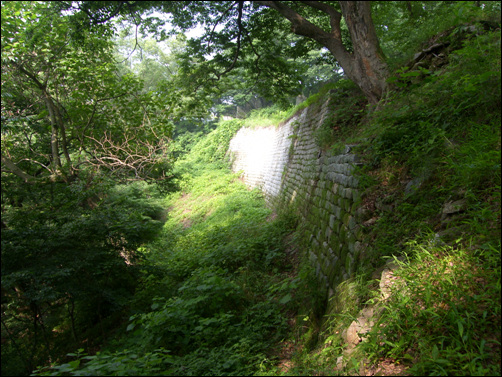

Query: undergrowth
[[362, 240, 501, 376], [258, 27, 501, 376], [33, 120, 306, 376], [31, 24, 501, 377]]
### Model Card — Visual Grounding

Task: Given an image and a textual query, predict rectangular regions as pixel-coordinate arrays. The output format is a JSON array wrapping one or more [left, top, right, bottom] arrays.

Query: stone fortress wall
[[228, 96, 368, 296]]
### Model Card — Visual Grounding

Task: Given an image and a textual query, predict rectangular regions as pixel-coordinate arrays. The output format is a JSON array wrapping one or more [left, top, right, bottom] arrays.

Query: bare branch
[[18, 158, 52, 174], [83, 130, 171, 180]]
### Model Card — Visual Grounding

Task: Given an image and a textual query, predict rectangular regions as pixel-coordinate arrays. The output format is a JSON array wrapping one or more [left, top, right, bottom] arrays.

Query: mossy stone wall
[[228, 97, 365, 296]]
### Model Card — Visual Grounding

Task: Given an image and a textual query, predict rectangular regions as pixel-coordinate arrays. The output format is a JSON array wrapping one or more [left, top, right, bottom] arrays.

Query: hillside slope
[[259, 23, 501, 376]]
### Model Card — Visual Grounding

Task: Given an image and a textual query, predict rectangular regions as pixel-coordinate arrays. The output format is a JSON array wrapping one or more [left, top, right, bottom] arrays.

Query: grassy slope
[[266, 26, 501, 376]]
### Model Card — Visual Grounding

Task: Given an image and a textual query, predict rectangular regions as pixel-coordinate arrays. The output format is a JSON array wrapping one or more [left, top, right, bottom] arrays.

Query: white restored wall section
[[228, 116, 297, 200]]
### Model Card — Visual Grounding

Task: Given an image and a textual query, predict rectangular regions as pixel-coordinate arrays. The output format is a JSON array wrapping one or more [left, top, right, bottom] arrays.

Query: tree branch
[[211, 1, 244, 81], [1, 154, 37, 183], [78, 2, 126, 25], [12, 60, 65, 170], [253, 1, 353, 77], [300, 1, 342, 37], [84, 131, 170, 180], [207, 1, 240, 50], [254, 1, 330, 42]]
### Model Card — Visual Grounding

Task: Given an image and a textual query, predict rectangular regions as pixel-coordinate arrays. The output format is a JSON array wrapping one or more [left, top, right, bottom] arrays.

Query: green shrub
[[2, 177, 165, 375]]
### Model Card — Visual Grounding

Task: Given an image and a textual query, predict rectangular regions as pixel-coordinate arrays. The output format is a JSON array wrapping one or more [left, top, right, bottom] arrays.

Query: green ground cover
[[30, 24, 500, 377]]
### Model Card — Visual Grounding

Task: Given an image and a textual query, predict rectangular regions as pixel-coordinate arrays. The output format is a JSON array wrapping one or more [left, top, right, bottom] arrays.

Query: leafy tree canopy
[[1, 0, 174, 185], [1, 3, 172, 372], [57, 1, 388, 104]]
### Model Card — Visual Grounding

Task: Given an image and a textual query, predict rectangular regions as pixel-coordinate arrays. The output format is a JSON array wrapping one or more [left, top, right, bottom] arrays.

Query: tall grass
[[362, 239, 501, 376]]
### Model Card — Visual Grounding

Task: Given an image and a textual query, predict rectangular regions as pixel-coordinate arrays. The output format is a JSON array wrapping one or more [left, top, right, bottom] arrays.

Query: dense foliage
[[271, 13, 501, 377], [27, 118, 305, 376], [1, 1, 501, 376], [1, 1, 172, 374], [1, 1, 173, 184]]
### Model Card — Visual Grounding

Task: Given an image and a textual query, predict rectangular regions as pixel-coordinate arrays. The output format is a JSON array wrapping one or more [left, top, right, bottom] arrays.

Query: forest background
[[1, 1, 500, 376]]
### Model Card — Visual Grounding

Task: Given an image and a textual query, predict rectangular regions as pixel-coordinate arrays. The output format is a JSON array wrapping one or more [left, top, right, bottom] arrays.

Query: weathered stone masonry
[[228, 96, 366, 296]]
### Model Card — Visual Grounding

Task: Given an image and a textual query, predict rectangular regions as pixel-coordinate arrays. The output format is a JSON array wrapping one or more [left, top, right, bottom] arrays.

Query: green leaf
[[418, 66, 431, 75], [68, 360, 80, 369], [279, 294, 292, 304], [384, 340, 397, 347], [432, 345, 439, 359], [403, 353, 414, 360], [457, 320, 464, 339], [402, 70, 421, 78]]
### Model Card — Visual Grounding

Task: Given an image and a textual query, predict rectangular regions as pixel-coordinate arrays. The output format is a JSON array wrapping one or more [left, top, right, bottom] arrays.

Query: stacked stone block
[[228, 97, 364, 296]]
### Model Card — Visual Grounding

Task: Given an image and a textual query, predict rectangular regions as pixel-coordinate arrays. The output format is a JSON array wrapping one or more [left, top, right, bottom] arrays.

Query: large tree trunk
[[338, 1, 388, 104], [255, 1, 389, 104]]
